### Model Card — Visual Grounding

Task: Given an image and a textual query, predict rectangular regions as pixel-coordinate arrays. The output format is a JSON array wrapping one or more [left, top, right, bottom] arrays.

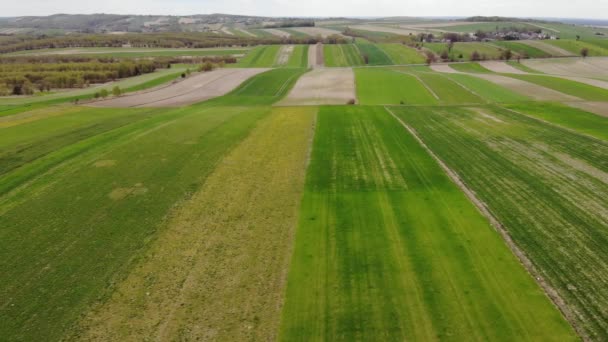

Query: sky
[[3, 0, 608, 19]]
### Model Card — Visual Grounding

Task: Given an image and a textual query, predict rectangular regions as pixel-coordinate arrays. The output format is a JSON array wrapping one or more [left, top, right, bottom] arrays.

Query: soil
[[276, 68, 356, 106]]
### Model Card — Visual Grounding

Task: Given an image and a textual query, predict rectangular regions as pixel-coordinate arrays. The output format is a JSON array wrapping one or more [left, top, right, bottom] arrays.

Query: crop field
[[394, 105, 608, 340], [378, 43, 426, 64], [356, 43, 393, 65], [323, 44, 364, 67], [491, 41, 552, 58], [234, 45, 281, 67], [355, 68, 437, 105], [3, 18, 608, 341], [279, 105, 575, 340]]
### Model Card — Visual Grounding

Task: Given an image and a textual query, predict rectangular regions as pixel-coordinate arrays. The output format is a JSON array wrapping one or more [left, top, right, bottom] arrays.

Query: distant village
[[420, 28, 558, 43]]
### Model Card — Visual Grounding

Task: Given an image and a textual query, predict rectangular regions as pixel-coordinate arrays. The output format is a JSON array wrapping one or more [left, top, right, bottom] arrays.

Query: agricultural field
[[323, 44, 364, 67], [280, 105, 575, 340], [395, 105, 608, 340], [3, 13, 608, 342]]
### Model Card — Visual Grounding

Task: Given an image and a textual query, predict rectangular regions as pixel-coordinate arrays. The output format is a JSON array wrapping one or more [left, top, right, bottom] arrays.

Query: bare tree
[[581, 47, 589, 58]]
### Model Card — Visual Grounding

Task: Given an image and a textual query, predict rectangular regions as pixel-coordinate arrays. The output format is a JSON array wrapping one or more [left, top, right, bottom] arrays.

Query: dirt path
[[474, 74, 580, 101], [276, 68, 356, 106], [73, 107, 317, 342], [518, 40, 574, 57], [88, 68, 268, 107], [307, 43, 324, 68], [480, 61, 528, 74]]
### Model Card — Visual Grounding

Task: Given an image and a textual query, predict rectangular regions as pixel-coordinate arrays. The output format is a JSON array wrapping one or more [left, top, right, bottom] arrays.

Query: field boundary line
[[393, 70, 440, 100], [438, 73, 490, 104], [384, 105, 585, 341]]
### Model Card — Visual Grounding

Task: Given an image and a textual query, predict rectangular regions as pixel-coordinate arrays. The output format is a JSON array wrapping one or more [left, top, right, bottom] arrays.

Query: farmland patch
[[277, 68, 355, 105]]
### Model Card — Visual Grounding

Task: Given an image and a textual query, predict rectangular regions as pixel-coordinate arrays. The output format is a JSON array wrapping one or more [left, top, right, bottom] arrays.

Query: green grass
[[355, 68, 437, 105], [0, 105, 269, 341], [205, 68, 308, 105], [544, 39, 608, 56], [285, 45, 309, 68], [408, 70, 485, 104], [323, 44, 364, 67], [504, 102, 608, 141], [441, 73, 530, 103], [233, 45, 281, 67], [356, 43, 393, 65], [280, 105, 576, 341], [506, 74, 608, 101], [492, 41, 551, 58], [378, 44, 426, 64], [397, 104, 608, 340], [425, 42, 503, 60], [449, 62, 493, 73], [506, 61, 543, 73], [0, 106, 160, 177]]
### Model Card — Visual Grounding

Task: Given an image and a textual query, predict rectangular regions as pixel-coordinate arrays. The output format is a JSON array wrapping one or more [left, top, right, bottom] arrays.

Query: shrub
[[347, 99, 356, 105], [112, 86, 121, 96], [99, 89, 109, 98]]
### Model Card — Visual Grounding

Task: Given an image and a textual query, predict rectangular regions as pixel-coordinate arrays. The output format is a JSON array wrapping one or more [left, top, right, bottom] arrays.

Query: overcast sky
[[4, 0, 608, 19]]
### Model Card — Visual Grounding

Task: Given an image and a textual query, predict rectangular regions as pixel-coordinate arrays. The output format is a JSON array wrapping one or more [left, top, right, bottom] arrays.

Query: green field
[[404, 70, 485, 104], [449, 62, 493, 73], [355, 68, 437, 105], [425, 42, 503, 60], [378, 43, 426, 64], [492, 41, 551, 58], [0, 104, 269, 340], [207, 68, 308, 105], [505, 74, 608, 100], [234, 45, 281, 67], [544, 39, 608, 56], [285, 45, 309, 67], [439, 73, 531, 103], [507, 61, 543, 73], [356, 43, 393, 65], [279, 105, 576, 340], [323, 44, 364, 67], [396, 105, 608, 340], [435, 22, 538, 33]]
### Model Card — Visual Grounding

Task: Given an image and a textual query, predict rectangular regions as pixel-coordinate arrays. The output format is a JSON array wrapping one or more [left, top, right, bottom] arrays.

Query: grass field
[[356, 43, 393, 65], [279, 105, 576, 341], [440, 73, 531, 102], [402, 69, 485, 104], [234, 45, 281, 67], [507, 61, 543, 73], [544, 39, 608, 57], [425, 42, 503, 60], [73, 107, 316, 341], [396, 105, 608, 340], [355, 68, 437, 105], [285, 45, 309, 67], [377, 44, 426, 64], [505, 74, 608, 100], [0, 105, 268, 341], [323, 44, 364, 67], [504, 102, 608, 141], [492, 41, 551, 58], [206, 68, 308, 105], [449, 62, 493, 73]]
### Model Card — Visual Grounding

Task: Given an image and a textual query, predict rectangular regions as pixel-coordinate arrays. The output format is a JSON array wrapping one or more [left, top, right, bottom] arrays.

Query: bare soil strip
[[264, 28, 291, 38], [220, 27, 234, 35], [566, 101, 608, 118], [474, 74, 580, 101], [276, 68, 356, 106], [291, 27, 344, 38], [88, 68, 268, 108], [522, 58, 608, 79], [480, 61, 528, 74], [307, 43, 324, 68], [384, 106, 581, 341], [518, 40, 574, 57], [430, 64, 461, 73], [276, 45, 295, 65], [74, 107, 317, 342]]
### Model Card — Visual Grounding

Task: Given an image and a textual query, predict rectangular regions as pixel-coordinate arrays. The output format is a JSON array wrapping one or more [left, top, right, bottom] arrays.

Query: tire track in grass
[[74, 107, 317, 342]]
